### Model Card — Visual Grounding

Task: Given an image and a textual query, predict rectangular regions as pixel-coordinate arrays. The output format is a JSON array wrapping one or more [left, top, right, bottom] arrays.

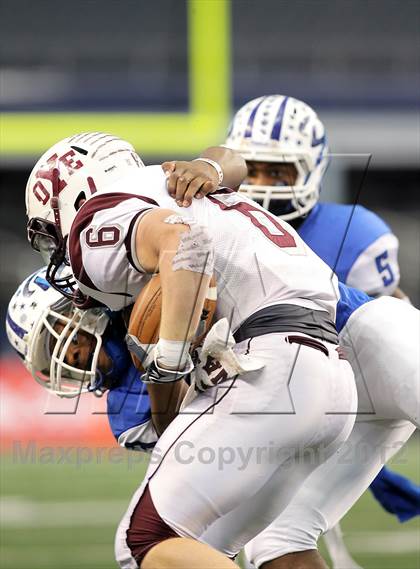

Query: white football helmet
[[26, 132, 144, 299], [6, 267, 110, 397], [225, 95, 329, 220]]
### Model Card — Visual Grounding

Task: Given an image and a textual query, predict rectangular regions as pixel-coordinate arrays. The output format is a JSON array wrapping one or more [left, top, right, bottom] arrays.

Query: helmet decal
[[6, 312, 27, 340], [244, 96, 266, 138], [270, 96, 289, 140]]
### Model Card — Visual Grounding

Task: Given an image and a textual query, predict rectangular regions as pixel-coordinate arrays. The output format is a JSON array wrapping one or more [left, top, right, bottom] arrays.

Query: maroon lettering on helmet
[[32, 150, 86, 205], [85, 225, 121, 248], [59, 150, 83, 174], [32, 180, 50, 205], [35, 153, 67, 193]]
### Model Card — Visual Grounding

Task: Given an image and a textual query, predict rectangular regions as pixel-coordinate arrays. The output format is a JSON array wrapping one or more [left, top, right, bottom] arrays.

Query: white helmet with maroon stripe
[[26, 132, 144, 300]]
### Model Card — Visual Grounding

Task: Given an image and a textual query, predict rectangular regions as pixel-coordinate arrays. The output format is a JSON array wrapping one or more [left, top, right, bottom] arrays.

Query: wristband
[[155, 338, 191, 369], [142, 356, 194, 384], [193, 158, 223, 185]]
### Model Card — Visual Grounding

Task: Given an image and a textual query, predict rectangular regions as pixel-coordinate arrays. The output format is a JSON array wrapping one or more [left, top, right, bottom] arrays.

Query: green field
[[1, 436, 419, 569]]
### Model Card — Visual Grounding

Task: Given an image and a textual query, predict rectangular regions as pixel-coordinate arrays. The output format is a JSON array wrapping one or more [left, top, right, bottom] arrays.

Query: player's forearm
[[199, 146, 247, 189], [135, 209, 213, 368], [147, 380, 189, 436], [158, 225, 212, 343]]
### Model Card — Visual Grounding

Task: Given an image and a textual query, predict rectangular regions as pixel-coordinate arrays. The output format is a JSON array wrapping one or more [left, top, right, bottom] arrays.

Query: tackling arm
[[199, 145, 248, 190], [162, 146, 247, 206], [146, 381, 189, 436]]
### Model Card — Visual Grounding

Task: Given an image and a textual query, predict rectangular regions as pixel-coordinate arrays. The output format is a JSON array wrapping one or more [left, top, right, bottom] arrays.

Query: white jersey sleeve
[[68, 192, 158, 310], [346, 233, 400, 296], [117, 420, 158, 453]]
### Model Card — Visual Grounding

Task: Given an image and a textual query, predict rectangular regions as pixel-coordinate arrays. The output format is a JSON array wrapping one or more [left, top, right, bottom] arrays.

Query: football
[[128, 274, 217, 370]]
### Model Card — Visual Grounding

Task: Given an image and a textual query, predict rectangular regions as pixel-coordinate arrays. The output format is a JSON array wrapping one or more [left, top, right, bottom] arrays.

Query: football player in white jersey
[[220, 95, 416, 568], [25, 133, 357, 569]]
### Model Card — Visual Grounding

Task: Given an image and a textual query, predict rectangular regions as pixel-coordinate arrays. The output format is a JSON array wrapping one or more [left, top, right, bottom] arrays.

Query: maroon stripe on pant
[[286, 335, 329, 357], [126, 484, 180, 567]]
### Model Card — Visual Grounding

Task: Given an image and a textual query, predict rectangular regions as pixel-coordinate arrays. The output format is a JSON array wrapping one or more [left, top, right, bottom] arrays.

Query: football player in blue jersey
[[7, 267, 420, 569], [5, 268, 160, 450], [224, 94, 409, 302], [222, 95, 416, 568], [4, 267, 218, 453]]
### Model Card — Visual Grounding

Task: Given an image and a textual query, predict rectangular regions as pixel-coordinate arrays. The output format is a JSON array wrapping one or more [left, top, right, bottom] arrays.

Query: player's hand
[[161, 160, 219, 207], [193, 318, 265, 391], [142, 359, 193, 384]]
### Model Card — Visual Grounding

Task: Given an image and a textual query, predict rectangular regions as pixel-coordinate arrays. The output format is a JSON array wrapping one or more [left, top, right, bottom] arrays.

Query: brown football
[[128, 274, 217, 370]]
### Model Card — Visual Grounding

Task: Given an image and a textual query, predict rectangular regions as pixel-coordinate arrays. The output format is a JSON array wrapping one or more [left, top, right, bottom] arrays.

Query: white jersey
[[68, 166, 339, 330]]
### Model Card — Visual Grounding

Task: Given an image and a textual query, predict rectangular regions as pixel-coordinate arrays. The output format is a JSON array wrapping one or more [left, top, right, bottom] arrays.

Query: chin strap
[[49, 167, 63, 231]]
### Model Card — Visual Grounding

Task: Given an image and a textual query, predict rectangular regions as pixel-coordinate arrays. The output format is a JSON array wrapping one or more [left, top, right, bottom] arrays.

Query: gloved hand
[[125, 334, 194, 384], [193, 318, 264, 392], [142, 356, 194, 384]]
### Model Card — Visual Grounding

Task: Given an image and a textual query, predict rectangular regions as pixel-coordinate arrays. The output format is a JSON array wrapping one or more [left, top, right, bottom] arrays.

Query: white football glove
[[193, 318, 264, 391], [180, 319, 264, 410]]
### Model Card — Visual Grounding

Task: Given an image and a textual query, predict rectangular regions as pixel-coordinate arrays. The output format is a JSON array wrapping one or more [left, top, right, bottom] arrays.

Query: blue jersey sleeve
[[298, 203, 393, 285], [336, 282, 372, 333], [101, 313, 154, 450], [370, 466, 420, 523], [106, 363, 152, 441]]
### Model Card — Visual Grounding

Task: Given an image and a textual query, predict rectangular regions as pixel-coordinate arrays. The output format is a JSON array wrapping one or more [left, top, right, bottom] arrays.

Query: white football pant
[[115, 332, 357, 567], [242, 297, 419, 567]]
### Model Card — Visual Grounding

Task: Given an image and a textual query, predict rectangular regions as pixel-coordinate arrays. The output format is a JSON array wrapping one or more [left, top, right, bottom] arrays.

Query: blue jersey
[[102, 317, 157, 452], [298, 203, 399, 296], [107, 362, 156, 452]]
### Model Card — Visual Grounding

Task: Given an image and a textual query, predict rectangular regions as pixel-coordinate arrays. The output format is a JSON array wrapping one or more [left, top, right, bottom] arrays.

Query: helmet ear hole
[[74, 191, 86, 211]]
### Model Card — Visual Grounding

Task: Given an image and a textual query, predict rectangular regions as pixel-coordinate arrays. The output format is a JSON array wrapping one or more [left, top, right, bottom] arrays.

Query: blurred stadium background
[[0, 1, 419, 568]]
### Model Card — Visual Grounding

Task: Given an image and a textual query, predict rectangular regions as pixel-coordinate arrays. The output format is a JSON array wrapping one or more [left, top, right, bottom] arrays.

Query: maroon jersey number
[[85, 225, 121, 248], [208, 196, 297, 248]]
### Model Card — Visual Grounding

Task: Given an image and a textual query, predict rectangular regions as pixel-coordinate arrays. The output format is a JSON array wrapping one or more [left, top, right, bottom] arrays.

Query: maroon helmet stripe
[[51, 167, 63, 231]]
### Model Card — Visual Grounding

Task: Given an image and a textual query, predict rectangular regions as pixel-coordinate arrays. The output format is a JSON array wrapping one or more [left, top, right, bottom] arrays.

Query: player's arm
[[134, 208, 212, 430], [136, 208, 213, 345], [199, 146, 247, 191], [162, 146, 247, 206], [146, 381, 189, 436]]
